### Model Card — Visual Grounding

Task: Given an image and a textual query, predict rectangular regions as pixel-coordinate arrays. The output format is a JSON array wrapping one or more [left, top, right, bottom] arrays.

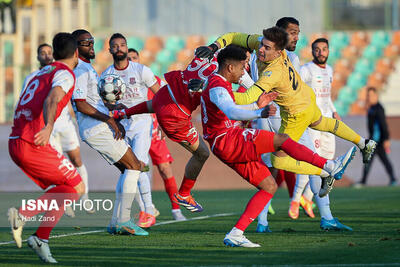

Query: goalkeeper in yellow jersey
[[195, 27, 376, 195]]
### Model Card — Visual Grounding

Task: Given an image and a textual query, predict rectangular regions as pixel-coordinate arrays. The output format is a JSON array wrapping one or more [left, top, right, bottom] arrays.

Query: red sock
[[235, 190, 273, 231], [280, 138, 327, 168], [163, 176, 180, 209], [34, 185, 79, 240], [276, 169, 285, 186], [178, 176, 196, 197], [284, 171, 296, 198], [125, 101, 150, 116]]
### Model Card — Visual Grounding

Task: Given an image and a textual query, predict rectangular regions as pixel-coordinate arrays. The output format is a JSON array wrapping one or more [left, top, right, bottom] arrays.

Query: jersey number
[[20, 79, 39, 105], [288, 67, 298, 91]]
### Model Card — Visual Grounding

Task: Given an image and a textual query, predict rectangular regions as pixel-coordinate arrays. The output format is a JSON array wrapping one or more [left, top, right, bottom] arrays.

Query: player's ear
[[74, 48, 79, 58]]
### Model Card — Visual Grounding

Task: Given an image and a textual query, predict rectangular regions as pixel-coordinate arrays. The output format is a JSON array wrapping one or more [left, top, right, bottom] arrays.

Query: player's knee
[[69, 157, 82, 167], [257, 176, 278, 194], [274, 133, 289, 149], [158, 163, 173, 178], [194, 146, 210, 162]]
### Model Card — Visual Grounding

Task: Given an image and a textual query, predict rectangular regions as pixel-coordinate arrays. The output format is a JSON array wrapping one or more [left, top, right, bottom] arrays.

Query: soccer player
[[128, 48, 186, 221], [71, 29, 147, 235], [200, 45, 354, 247], [22, 44, 93, 216], [8, 32, 84, 263], [102, 33, 160, 228], [196, 26, 376, 196]]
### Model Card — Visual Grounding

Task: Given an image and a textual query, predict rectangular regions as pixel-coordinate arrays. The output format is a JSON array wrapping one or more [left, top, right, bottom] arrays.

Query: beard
[[314, 56, 327, 65], [112, 52, 127, 61]]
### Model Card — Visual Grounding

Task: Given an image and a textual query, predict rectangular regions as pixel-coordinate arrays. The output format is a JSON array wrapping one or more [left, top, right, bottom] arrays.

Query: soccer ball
[[98, 74, 126, 103]]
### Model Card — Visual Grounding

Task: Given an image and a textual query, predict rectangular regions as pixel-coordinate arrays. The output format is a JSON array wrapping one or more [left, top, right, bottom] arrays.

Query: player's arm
[[143, 65, 160, 94], [299, 65, 312, 85], [209, 87, 276, 121], [328, 98, 340, 120]]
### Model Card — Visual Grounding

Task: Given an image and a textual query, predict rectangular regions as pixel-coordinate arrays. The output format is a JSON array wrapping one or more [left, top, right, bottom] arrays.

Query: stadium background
[[1, 0, 400, 191]]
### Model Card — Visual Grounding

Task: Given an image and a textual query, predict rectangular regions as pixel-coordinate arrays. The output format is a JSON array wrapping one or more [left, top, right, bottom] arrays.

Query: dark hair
[[37, 43, 51, 55], [217, 44, 247, 68], [128, 48, 139, 55], [71, 29, 90, 40], [367, 87, 377, 93], [276, 17, 299, 30], [262, 27, 288, 50], [312, 38, 329, 49], [109, 33, 126, 46], [52, 32, 77, 60]]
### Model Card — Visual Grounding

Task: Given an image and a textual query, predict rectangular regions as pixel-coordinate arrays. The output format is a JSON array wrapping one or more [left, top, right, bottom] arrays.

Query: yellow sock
[[311, 117, 361, 144], [271, 154, 324, 176]]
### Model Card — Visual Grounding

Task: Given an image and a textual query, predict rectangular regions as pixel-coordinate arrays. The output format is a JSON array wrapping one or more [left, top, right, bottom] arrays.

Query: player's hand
[[195, 44, 218, 60], [260, 104, 277, 118], [333, 112, 341, 121], [188, 79, 205, 93], [383, 140, 391, 154], [115, 120, 126, 139], [34, 125, 52, 146], [257, 92, 278, 108], [112, 109, 127, 120], [139, 161, 150, 172], [106, 117, 124, 140]]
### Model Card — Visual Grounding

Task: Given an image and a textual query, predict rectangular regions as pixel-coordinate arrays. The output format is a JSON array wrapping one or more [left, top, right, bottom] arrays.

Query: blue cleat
[[320, 218, 353, 231], [173, 193, 203, 212], [256, 224, 272, 233], [115, 220, 149, 236], [331, 146, 357, 180], [107, 224, 116, 235]]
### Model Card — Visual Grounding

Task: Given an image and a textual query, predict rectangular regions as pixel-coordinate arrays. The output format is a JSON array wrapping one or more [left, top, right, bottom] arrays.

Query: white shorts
[[123, 117, 152, 165], [50, 119, 80, 153], [84, 126, 130, 164], [308, 128, 336, 160]]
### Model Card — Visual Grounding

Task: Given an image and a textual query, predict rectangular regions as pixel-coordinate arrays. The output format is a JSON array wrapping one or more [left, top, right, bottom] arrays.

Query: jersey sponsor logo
[[129, 77, 136, 84], [37, 65, 56, 76], [14, 108, 32, 121], [263, 71, 272, 77]]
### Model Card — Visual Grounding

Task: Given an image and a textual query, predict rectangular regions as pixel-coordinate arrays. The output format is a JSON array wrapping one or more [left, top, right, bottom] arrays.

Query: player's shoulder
[[74, 60, 93, 76], [301, 61, 314, 70], [207, 74, 227, 88], [326, 64, 333, 73]]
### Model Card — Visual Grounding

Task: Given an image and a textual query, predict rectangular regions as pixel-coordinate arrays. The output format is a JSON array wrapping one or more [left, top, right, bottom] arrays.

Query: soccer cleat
[[319, 177, 334, 198], [224, 232, 261, 248], [173, 193, 203, 212], [288, 201, 300, 220], [361, 139, 377, 164], [152, 204, 160, 217], [320, 218, 353, 231], [268, 204, 275, 215], [300, 196, 315, 218], [7, 207, 25, 248], [256, 224, 272, 233], [107, 223, 116, 234], [137, 212, 156, 228], [172, 209, 187, 221], [115, 220, 149, 236], [27, 235, 57, 263], [330, 146, 357, 180], [64, 205, 75, 218]]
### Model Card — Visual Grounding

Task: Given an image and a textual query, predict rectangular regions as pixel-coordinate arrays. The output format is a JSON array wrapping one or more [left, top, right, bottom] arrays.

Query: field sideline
[[0, 187, 399, 266]]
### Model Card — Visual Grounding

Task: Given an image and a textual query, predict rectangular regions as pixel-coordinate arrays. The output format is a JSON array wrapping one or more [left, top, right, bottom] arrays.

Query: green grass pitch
[[0, 187, 399, 266]]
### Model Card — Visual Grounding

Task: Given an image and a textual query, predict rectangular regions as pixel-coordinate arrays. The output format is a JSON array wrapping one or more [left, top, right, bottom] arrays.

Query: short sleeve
[[52, 70, 74, 93], [73, 67, 89, 100], [300, 65, 312, 85], [142, 65, 157, 88]]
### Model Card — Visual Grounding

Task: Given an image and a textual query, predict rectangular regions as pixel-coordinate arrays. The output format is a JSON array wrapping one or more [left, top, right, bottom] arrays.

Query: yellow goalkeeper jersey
[[216, 32, 314, 115]]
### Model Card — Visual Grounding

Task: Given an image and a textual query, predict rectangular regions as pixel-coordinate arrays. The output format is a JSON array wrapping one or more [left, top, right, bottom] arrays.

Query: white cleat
[[171, 209, 186, 221], [152, 204, 160, 218], [64, 206, 75, 218], [361, 139, 377, 164], [27, 235, 57, 263], [84, 202, 96, 214], [223, 232, 261, 248], [7, 207, 25, 248]]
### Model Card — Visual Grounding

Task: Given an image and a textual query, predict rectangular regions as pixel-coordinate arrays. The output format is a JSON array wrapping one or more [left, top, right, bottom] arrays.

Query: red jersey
[[163, 55, 218, 115], [148, 76, 163, 140], [201, 73, 241, 143], [10, 62, 76, 144]]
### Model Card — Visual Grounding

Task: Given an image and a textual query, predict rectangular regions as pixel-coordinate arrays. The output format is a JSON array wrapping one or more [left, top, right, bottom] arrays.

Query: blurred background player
[[8, 32, 84, 263], [71, 29, 148, 236], [356, 87, 397, 187], [128, 48, 186, 221], [102, 33, 160, 228]]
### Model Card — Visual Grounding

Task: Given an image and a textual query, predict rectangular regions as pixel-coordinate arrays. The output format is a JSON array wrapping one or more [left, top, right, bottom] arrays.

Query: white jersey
[[300, 61, 336, 117], [73, 58, 107, 140]]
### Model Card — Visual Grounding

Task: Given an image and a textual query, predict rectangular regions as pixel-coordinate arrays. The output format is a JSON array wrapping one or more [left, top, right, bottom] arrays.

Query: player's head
[[217, 44, 247, 84], [37, 43, 53, 68], [367, 87, 378, 105], [52, 32, 78, 67], [128, 48, 139, 62], [258, 27, 288, 62], [72, 29, 95, 60], [312, 38, 329, 65], [276, 17, 300, 51], [109, 33, 128, 62]]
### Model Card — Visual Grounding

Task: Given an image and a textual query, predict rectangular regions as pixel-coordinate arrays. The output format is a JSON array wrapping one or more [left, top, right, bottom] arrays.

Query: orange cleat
[[173, 193, 203, 212], [288, 201, 300, 219], [300, 196, 315, 218], [137, 212, 156, 228]]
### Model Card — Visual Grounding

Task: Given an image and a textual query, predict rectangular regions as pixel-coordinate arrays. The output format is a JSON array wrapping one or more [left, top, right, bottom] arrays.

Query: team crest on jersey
[[263, 71, 272, 77], [37, 65, 56, 76], [129, 77, 136, 84]]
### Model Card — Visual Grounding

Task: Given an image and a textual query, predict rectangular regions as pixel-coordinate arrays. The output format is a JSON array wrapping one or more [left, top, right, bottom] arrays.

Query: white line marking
[[0, 212, 238, 246]]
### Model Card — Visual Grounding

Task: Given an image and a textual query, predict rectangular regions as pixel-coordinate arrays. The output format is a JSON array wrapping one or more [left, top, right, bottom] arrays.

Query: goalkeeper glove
[[195, 43, 218, 60], [188, 79, 205, 93], [112, 109, 127, 120]]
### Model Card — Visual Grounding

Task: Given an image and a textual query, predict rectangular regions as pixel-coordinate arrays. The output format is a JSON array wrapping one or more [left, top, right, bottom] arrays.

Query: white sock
[[309, 175, 333, 220], [323, 160, 336, 173], [77, 165, 89, 205], [257, 199, 271, 226], [134, 192, 145, 212], [292, 174, 308, 202], [357, 137, 366, 149], [118, 169, 140, 223], [138, 172, 154, 215], [110, 173, 124, 226], [229, 226, 243, 236], [303, 182, 314, 201]]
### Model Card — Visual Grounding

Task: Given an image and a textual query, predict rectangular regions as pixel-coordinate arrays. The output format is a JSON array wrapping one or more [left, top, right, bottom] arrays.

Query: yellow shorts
[[279, 101, 322, 142]]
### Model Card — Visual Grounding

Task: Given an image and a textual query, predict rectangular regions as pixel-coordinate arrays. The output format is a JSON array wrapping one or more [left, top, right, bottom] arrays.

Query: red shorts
[[9, 138, 82, 190], [210, 128, 275, 187], [152, 86, 199, 146], [149, 137, 174, 166]]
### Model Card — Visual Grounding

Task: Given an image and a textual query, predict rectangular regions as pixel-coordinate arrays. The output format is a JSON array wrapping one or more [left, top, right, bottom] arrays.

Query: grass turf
[[0, 187, 399, 266]]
